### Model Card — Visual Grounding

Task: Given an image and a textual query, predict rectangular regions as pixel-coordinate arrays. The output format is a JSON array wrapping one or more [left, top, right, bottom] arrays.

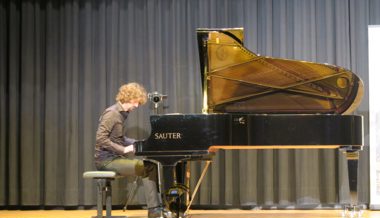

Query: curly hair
[[115, 82, 147, 105]]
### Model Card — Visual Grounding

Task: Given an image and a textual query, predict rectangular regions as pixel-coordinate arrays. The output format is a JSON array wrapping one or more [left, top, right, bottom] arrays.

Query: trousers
[[97, 157, 161, 209]]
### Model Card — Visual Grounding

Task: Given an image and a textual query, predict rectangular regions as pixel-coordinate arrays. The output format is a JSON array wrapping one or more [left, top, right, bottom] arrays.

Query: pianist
[[94, 82, 164, 218]]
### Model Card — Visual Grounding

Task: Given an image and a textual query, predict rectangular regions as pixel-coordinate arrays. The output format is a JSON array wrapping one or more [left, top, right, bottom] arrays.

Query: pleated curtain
[[0, 0, 376, 208]]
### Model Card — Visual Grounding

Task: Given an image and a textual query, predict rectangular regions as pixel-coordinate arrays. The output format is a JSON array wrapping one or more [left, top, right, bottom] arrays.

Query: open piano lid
[[197, 28, 364, 114]]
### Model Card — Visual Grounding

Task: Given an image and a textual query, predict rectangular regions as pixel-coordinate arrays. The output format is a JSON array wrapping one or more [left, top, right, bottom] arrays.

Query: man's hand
[[123, 144, 135, 154]]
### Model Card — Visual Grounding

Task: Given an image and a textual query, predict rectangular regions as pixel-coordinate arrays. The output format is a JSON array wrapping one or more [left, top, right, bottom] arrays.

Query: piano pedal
[[163, 185, 189, 218]]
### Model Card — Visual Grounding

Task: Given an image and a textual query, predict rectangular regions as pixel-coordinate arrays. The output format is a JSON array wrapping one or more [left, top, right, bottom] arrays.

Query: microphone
[[148, 91, 167, 114], [148, 91, 167, 104]]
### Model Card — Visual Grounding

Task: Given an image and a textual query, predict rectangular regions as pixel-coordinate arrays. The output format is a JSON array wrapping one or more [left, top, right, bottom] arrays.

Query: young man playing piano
[[94, 82, 164, 218]]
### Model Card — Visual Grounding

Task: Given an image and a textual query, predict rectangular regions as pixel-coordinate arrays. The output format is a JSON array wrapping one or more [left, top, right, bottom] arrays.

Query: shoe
[[148, 206, 175, 218], [148, 207, 164, 218]]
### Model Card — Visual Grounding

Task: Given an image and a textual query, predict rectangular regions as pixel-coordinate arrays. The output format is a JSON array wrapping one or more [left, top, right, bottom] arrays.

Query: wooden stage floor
[[1, 209, 380, 218]]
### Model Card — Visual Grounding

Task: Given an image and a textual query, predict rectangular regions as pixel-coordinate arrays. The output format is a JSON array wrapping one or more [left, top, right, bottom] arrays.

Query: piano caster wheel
[[341, 205, 363, 218]]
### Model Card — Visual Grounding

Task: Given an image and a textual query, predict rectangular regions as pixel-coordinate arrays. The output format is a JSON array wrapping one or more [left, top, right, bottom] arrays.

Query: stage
[[0, 209, 379, 218]]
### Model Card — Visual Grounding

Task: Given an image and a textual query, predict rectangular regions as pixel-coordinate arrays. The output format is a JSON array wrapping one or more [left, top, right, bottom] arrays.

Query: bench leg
[[96, 179, 104, 218], [106, 180, 112, 218], [94, 178, 128, 218]]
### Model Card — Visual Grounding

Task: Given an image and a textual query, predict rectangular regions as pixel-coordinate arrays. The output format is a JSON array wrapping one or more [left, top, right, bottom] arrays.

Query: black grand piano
[[135, 28, 364, 217]]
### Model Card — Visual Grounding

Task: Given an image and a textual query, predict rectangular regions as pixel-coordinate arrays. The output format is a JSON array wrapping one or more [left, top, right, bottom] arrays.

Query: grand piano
[[135, 28, 364, 217]]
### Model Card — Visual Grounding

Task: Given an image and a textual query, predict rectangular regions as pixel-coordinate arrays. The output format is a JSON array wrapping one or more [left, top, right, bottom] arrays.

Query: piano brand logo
[[233, 116, 246, 125], [154, 132, 182, 140]]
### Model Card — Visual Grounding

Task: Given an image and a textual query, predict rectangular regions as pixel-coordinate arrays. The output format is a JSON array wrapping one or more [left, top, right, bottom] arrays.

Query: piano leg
[[341, 149, 363, 217], [154, 158, 212, 218], [175, 162, 191, 208], [152, 157, 190, 218]]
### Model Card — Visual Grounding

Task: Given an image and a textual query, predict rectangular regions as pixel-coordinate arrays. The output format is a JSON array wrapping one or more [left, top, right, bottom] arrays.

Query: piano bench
[[83, 171, 127, 218]]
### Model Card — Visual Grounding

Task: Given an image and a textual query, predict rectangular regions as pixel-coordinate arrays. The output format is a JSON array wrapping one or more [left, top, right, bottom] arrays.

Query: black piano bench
[[83, 171, 127, 218]]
